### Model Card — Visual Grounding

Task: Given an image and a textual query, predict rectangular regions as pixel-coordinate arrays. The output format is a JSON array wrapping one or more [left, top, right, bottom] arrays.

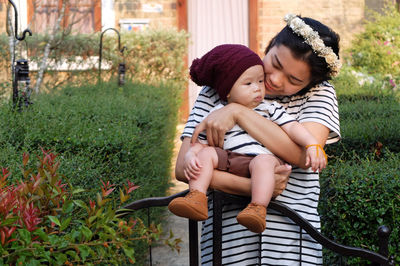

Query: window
[[27, 0, 101, 34]]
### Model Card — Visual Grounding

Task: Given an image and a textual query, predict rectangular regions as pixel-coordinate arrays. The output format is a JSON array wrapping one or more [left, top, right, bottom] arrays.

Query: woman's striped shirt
[[181, 81, 340, 265], [200, 101, 296, 155]]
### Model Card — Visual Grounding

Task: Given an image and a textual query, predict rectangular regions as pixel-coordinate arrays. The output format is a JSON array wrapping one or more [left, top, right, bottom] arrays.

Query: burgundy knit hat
[[190, 44, 264, 101]]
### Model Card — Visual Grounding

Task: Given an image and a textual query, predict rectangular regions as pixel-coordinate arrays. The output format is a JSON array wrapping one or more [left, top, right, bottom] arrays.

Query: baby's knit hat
[[190, 44, 263, 101]]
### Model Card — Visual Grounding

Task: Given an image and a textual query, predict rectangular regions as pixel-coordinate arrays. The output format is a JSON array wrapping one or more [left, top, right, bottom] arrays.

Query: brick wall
[[0, 1, 7, 33], [258, 0, 365, 55]]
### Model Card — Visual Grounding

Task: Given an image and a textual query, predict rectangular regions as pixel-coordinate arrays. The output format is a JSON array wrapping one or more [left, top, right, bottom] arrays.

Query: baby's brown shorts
[[214, 147, 255, 178]]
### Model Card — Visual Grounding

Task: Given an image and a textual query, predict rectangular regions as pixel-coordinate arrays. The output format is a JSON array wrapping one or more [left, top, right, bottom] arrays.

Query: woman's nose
[[268, 72, 283, 90]]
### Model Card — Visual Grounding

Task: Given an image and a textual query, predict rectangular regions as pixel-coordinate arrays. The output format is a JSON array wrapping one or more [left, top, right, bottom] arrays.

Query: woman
[[175, 14, 341, 265]]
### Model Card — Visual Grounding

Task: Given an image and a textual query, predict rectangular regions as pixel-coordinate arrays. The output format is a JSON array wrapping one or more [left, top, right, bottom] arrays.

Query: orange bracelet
[[305, 144, 328, 161]]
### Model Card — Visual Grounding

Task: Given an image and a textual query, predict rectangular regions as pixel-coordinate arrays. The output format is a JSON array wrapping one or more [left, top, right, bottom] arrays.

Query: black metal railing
[[116, 189, 395, 266]]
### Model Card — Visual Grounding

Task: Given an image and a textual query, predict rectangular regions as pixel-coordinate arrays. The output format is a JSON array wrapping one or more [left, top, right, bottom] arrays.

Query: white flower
[[284, 14, 341, 77]]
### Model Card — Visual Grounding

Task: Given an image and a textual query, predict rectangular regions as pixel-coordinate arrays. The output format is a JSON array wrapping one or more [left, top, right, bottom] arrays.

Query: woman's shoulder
[[306, 81, 337, 97]]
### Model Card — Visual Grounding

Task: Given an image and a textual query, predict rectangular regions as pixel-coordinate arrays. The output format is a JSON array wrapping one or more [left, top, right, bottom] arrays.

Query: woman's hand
[[191, 103, 240, 148], [208, 163, 291, 197], [272, 164, 292, 197]]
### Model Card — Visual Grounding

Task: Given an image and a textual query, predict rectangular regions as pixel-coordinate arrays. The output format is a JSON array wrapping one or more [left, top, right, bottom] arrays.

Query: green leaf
[[72, 188, 86, 194], [33, 228, 49, 241], [80, 226, 93, 241], [66, 250, 79, 261], [103, 225, 116, 235], [69, 229, 80, 242], [73, 200, 87, 209], [54, 253, 67, 264], [17, 229, 31, 244], [123, 246, 135, 262], [78, 245, 91, 261], [0, 217, 19, 226], [88, 216, 97, 224], [62, 200, 74, 214], [26, 258, 41, 266], [48, 216, 61, 227], [60, 217, 72, 231], [48, 235, 60, 246]]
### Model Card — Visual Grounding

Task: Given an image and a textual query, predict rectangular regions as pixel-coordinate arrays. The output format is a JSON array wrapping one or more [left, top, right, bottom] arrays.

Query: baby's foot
[[168, 190, 208, 221], [236, 203, 266, 233]]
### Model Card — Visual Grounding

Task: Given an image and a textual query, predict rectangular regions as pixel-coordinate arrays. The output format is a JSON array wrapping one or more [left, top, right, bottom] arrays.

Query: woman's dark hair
[[264, 16, 340, 95]]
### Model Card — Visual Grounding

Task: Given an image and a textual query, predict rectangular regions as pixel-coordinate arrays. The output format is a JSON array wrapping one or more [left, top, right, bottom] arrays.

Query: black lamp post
[[98, 28, 127, 86], [8, 0, 33, 110], [13, 59, 32, 108], [118, 62, 126, 86]]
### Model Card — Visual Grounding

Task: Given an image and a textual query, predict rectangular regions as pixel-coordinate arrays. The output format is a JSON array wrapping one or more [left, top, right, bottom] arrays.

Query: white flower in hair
[[284, 14, 341, 77]]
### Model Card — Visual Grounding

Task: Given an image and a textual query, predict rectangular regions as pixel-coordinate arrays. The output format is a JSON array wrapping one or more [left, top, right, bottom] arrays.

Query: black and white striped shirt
[[199, 101, 296, 155], [182, 82, 340, 265]]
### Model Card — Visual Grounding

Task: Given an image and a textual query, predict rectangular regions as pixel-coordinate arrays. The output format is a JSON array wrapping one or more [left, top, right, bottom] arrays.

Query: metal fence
[[116, 189, 395, 266]]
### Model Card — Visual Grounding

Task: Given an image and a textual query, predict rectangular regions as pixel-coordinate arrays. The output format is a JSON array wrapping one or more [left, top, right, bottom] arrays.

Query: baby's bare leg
[[189, 146, 218, 194], [249, 154, 282, 206]]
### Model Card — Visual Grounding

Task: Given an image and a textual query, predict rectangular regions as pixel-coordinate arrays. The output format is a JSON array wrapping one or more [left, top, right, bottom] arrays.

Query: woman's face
[[263, 44, 311, 96]]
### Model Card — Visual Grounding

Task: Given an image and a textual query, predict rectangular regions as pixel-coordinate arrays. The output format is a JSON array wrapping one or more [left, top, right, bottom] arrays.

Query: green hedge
[[320, 66, 400, 263], [0, 81, 180, 201], [325, 96, 400, 159], [320, 152, 400, 265]]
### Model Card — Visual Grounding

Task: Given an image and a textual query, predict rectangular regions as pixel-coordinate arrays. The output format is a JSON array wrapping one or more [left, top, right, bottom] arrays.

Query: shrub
[[0, 149, 178, 265], [325, 96, 400, 158], [0, 81, 180, 203], [346, 1, 400, 87], [319, 152, 400, 265], [331, 65, 399, 102]]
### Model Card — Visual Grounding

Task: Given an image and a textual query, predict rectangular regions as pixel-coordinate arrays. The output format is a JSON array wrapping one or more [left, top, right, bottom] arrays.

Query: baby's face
[[227, 65, 265, 109]]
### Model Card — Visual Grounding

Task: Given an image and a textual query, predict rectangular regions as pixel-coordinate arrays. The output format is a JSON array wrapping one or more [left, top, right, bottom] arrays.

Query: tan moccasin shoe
[[236, 203, 267, 233], [168, 190, 208, 221]]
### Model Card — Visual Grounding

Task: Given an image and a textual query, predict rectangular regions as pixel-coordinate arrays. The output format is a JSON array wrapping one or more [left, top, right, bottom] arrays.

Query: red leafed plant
[[0, 149, 179, 265]]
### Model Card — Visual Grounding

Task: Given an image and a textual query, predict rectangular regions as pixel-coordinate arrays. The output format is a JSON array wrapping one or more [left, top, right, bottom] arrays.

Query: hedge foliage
[[0, 81, 180, 202], [0, 28, 188, 94], [319, 3, 400, 263], [320, 152, 400, 265], [320, 88, 400, 264]]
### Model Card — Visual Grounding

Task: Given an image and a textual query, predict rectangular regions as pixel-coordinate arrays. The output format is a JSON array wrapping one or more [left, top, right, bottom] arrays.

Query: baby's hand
[[305, 144, 327, 172], [183, 152, 202, 181]]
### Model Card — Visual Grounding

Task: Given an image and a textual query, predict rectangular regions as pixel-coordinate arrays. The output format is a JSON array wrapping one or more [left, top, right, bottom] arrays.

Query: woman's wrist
[[227, 102, 245, 124]]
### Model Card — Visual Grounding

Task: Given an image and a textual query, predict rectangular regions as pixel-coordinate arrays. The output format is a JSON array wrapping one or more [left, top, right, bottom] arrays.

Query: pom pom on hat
[[190, 44, 263, 101]]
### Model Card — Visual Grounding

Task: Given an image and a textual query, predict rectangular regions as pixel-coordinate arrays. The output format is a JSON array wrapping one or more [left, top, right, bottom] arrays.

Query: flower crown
[[284, 14, 341, 77]]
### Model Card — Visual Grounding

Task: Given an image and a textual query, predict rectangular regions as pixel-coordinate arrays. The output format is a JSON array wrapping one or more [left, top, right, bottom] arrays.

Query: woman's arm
[[175, 137, 292, 196], [192, 103, 330, 168]]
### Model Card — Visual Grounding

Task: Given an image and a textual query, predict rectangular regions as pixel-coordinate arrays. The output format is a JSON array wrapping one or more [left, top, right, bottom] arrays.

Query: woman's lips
[[265, 81, 275, 92]]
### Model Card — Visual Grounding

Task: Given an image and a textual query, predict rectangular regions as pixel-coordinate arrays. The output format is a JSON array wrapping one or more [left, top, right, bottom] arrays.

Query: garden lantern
[[13, 59, 32, 109], [118, 62, 126, 86]]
